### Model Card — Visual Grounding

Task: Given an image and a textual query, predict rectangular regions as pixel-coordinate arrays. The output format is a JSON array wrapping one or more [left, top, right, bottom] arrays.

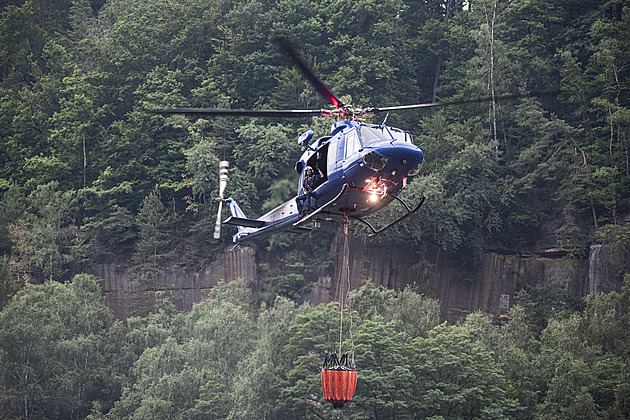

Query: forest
[[0, 0, 629, 418]]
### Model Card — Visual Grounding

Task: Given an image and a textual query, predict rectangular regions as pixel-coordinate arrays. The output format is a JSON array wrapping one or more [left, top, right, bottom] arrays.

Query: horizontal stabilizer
[[223, 216, 266, 228], [287, 226, 313, 234]]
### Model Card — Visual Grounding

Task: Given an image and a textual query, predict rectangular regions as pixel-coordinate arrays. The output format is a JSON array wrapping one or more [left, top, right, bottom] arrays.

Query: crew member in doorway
[[297, 165, 323, 217]]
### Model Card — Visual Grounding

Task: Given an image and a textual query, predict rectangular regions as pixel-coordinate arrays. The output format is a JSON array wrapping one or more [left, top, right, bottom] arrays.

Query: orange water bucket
[[321, 368, 357, 408]]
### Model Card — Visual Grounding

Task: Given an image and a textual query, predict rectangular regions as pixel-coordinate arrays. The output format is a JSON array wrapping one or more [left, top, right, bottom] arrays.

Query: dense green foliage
[[1, 277, 630, 419], [0, 0, 628, 285], [1, 0, 630, 418]]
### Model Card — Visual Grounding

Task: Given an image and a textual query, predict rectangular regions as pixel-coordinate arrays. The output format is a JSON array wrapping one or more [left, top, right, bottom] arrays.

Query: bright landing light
[[370, 193, 379, 202]]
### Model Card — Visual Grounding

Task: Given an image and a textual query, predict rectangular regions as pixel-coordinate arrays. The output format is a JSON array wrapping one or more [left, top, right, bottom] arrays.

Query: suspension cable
[[344, 213, 355, 367], [336, 212, 355, 365]]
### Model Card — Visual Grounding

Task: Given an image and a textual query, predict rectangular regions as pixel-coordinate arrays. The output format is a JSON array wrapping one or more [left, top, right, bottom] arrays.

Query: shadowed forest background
[[0, 0, 629, 418]]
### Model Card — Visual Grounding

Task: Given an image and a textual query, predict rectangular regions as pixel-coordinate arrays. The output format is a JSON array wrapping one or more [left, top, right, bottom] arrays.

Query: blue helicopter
[[148, 39, 533, 243], [215, 117, 426, 242]]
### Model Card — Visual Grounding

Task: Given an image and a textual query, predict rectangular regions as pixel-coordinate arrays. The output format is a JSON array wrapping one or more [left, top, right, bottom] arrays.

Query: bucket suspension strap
[[336, 212, 355, 365], [321, 213, 358, 409]]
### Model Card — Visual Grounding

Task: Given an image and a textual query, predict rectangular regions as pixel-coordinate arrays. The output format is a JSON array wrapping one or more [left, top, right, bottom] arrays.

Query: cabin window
[[345, 131, 361, 158], [336, 137, 345, 163]]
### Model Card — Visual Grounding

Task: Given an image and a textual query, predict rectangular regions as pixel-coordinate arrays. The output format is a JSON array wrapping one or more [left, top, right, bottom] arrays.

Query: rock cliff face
[[588, 243, 630, 294], [94, 229, 627, 322], [308, 230, 592, 322], [91, 245, 256, 319]]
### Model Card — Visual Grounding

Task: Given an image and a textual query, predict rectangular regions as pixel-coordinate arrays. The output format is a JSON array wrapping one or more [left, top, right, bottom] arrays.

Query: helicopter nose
[[396, 142, 424, 163], [375, 142, 424, 163], [362, 142, 423, 174]]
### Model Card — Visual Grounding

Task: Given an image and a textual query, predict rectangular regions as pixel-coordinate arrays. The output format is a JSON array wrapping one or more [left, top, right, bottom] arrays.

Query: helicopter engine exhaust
[[213, 161, 229, 239]]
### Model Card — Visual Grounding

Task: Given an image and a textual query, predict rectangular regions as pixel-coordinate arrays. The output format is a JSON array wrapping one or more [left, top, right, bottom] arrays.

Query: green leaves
[[409, 320, 517, 419], [353, 320, 414, 417], [2, 271, 630, 419], [6, 181, 78, 283], [0, 0, 627, 273], [107, 280, 256, 419], [0, 3, 48, 86], [236, 121, 296, 189], [0, 1, 630, 419], [0, 274, 115, 419], [397, 141, 502, 269], [134, 187, 171, 266]]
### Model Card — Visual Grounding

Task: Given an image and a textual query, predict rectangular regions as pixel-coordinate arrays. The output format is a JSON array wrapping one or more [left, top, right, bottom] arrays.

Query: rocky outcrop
[[307, 230, 592, 322], [91, 245, 256, 319], [93, 229, 627, 322], [589, 242, 630, 294]]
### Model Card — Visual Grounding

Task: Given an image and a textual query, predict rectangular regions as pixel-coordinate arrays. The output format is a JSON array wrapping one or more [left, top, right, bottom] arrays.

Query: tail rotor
[[213, 161, 229, 239]]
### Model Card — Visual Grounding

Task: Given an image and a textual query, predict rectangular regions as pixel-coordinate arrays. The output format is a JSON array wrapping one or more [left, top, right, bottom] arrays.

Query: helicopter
[[217, 115, 426, 242], [147, 38, 541, 243]]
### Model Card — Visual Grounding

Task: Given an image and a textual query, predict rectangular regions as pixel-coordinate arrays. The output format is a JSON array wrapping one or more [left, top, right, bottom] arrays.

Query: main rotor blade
[[275, 37, 344, 109], [365, 91, 558, 114], [145, 107, 326, 118]]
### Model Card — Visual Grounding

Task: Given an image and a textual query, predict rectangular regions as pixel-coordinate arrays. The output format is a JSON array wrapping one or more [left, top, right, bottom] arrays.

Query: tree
[[399, 140, 502, 270], [530, 275, 630, 419], [228, 296, 307, 420], [0, 274, 115, 420], [0, 182, 25, 254], [9, 181, 77, 283], [234, 121, 296, 193], [47, 65, 110, 191], [351, 319, 414, 418], [187, 379, 229, 420], [0, 3, 48, 87], [277, 302, 341, 419], [184, 138, 220, 202], [0, 255, 13, 310], [587, 5, 630, 223], [107, 280, 256, 419], [348, 281, 440, 338], [494, 304, 544, 417], [133, 186, 172, 298], [409, 317, 520, 419], [386, 285, 441, 338]]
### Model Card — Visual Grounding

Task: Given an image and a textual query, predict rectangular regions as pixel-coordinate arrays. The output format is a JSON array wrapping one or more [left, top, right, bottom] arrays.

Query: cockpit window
[[390, 127, 413, 143], [358, 125, 413, 145], [359, 125, 391, 145]]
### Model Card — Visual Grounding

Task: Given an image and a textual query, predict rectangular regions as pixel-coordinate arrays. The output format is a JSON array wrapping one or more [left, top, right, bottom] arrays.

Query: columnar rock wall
[[93, 230, 626, 322], [91, 245, 257, 319], [309, 229, 618, 322], [589, 243, 630, 294]]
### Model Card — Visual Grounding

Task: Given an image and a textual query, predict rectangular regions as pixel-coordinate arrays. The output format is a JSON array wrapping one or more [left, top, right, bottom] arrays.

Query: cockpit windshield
[[359, 125, 390, 146], [389, 127, 413, 143], [359, 124, 413, 145]]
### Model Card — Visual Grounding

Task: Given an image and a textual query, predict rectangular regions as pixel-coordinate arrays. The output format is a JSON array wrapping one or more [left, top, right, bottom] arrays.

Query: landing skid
[[293, 183, 349, 228], [352, 195, 425, 237]]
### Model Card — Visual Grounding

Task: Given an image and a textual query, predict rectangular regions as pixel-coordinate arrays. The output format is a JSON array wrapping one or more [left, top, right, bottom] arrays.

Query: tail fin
[[223, 199, 266, 231]]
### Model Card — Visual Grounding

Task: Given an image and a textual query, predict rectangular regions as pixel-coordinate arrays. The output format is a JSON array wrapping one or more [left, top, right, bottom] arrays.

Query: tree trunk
[[431, 0, 456, 103]]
